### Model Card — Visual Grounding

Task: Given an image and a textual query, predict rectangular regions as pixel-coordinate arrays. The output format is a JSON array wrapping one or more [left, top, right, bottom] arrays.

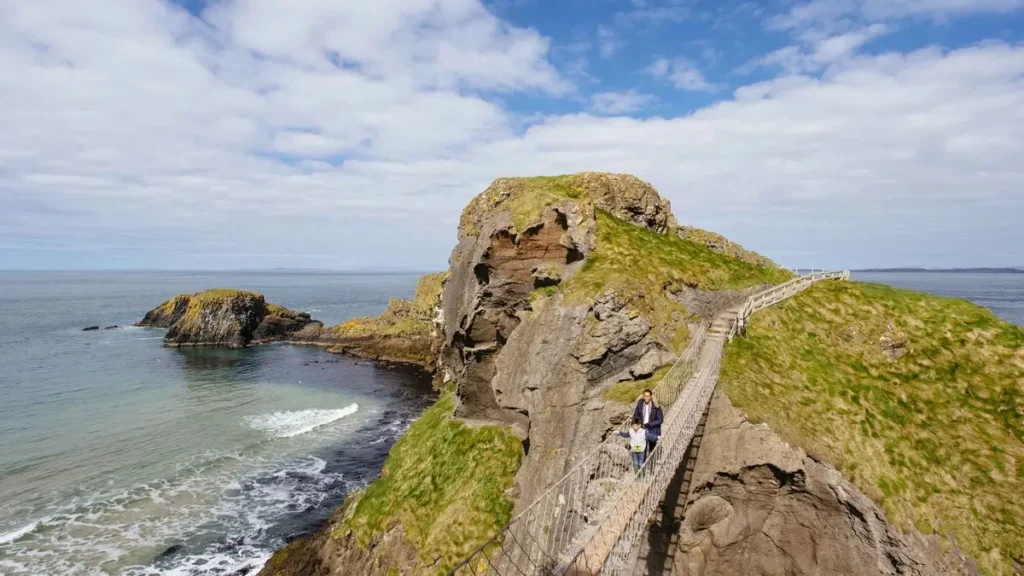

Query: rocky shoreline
[[136, 274, 445, 371]]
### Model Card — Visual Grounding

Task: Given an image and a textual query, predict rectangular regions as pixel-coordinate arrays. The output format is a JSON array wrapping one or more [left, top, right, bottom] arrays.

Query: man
[[632, 389, 663, 452]]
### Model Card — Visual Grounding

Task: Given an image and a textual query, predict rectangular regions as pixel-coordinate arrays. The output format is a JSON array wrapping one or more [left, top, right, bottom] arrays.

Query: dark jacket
[[632, 400, 663, 436]]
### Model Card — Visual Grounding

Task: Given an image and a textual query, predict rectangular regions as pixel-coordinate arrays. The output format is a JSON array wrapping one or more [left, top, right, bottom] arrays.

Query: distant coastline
[[854, 267, 1024, 274]]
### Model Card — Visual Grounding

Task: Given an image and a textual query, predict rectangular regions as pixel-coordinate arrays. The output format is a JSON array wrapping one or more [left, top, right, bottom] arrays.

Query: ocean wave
[[244, 404, 359, 438], [1, 452, 354, 576], [0, 519, 44, 545]]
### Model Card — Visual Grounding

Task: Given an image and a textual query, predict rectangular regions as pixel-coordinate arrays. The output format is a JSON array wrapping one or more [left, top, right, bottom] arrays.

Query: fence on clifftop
[[450, 270, 849, 576]]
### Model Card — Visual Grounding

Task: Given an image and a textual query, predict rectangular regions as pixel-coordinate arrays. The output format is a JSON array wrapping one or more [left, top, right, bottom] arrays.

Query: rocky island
[[142, 173, 1022, 575], [138, 275, 444, 368], [136, 289, 318, 348]]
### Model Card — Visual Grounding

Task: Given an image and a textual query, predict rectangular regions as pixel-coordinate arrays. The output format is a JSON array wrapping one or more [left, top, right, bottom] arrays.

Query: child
[[618, 417, 656, 478]]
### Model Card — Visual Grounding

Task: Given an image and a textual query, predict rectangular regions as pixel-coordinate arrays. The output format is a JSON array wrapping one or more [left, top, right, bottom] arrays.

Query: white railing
[[450, 271, 849, 575]]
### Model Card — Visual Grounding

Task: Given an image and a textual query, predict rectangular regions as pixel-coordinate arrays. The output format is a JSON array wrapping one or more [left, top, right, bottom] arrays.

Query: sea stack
[[136, 289, 316, 348]]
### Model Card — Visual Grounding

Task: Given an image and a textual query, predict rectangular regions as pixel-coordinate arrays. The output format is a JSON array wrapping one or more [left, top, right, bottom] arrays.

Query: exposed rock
[[252, 305, 313, 344], [136, 289, 316, 349], [879, 321, 909, 361], [439, 174, 690, 528], [678, 225, 785, 269], [573, 172, 678, 233], [673, 390, 978, 576], [290, 273, 444, 369], [103, 325, 118, 330], [82, 326, 99, 331]]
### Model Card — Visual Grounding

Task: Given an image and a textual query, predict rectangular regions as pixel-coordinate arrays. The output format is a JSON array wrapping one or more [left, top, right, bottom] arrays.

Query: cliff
[[259, 172, 1021, 576], [290, 272, 444, 368], [259, 173, 791, 575], [137, 289, 315, 348]]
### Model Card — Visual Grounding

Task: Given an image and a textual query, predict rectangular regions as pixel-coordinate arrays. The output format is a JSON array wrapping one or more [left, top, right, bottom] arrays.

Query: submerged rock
[[136, 289, 316, 349]]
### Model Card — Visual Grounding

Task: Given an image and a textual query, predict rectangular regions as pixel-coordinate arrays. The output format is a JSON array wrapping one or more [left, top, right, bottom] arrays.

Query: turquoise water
[[0, 272, 435, 575]]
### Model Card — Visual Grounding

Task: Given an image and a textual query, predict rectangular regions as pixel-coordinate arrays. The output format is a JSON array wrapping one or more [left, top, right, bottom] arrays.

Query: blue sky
[[1, 0, 1023, 270]]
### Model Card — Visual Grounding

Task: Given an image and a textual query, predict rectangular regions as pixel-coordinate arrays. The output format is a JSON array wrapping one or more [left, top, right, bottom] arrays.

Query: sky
[[1, 0, 1022, 271]]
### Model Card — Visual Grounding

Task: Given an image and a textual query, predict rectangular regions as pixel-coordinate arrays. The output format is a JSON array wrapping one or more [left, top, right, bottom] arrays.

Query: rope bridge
[[451, 270, 850, 576]]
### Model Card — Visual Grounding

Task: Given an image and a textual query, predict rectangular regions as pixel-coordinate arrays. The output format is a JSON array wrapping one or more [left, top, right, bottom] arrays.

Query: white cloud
[[597, 25, 621, 59], [589, 90, 655, 114], [770, 0, 1024, 33], [746, 23, 891, 74], [1, 1, 1023, 270], [647, 57, 718, 91]]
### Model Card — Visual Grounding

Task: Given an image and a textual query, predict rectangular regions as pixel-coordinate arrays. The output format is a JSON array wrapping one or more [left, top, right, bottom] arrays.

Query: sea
[[0, 271, 436, 576], [0, 270, 1022, 576]]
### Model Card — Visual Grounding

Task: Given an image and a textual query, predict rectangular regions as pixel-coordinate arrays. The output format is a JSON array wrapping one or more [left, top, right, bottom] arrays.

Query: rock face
[[439, 173, 695, 519], [136, 289, 315, 348], [673, 390, 977, 576], [291, 272, 444, 368]]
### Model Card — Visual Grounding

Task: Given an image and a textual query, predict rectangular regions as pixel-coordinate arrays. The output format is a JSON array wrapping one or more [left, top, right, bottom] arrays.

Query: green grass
[[719, 280, 1024, 575], [340, 394, 523, 573], [191, 288, 261, 300], [562, 210, 792, 352], [459, 175, 582, 238]]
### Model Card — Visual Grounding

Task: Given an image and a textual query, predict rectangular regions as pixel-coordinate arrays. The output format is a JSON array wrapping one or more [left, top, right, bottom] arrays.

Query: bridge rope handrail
[[451, 270, 850, 575]]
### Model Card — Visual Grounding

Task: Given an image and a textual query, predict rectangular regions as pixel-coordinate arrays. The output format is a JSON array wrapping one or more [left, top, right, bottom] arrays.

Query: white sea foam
[[244, 404, 359, 438], [0, 519, 43, 545]]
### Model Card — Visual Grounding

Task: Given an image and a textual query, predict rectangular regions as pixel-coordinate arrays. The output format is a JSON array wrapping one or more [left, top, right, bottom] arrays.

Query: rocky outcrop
[[136, 289, 315, 349], [678, 225, 784, 270], [260, 172, 946, 573], [290, 272, 444, 369], [138, 275, 444, 367], [673, 390, 977, 576], [439, 174, 695, 522]]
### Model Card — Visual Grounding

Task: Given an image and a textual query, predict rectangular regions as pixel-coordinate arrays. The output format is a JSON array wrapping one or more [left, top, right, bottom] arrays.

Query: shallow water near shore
[[0, 271, 435, 575]]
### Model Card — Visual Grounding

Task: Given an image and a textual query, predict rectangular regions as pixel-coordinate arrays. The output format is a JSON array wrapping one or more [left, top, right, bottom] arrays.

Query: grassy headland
[[720, 280, 1024, 574]]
